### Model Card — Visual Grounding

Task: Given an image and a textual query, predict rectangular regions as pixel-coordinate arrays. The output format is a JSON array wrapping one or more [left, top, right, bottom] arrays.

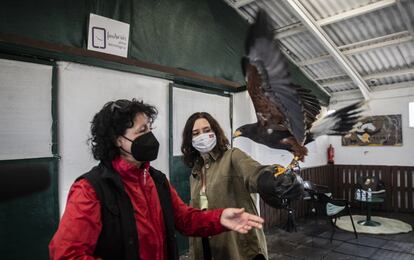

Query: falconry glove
[[257, 165, 304, 208]]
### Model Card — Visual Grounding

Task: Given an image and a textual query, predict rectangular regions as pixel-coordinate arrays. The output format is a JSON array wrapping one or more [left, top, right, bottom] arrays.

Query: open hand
[[220, 208, 264, 234]]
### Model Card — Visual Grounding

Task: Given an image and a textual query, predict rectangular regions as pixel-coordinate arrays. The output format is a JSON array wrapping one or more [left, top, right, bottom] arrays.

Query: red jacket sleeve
[[49, 179, 102, 260], [169, 183, 226, 237]]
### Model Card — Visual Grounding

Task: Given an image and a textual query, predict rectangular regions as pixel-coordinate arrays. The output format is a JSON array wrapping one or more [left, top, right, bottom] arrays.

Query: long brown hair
[[181, 112, 229, 168]]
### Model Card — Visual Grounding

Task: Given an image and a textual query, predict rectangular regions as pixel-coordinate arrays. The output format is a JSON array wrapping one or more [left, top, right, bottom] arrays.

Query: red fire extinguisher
[[327, 144, 335, 164]]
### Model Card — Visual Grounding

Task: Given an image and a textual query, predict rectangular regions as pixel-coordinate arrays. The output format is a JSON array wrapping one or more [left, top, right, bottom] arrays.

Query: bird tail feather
[[310, 101, 365, 138]]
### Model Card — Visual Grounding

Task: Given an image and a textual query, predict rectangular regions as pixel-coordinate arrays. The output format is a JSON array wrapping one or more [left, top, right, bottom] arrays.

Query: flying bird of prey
[[234, 10, 364, 165]]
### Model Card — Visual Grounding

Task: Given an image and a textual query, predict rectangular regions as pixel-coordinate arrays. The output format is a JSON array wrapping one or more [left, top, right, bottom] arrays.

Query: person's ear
[[115, 136, 123, 147]]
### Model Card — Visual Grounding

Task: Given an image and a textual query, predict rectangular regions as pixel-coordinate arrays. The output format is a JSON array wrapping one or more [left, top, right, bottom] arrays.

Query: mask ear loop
[[119, 146, 133, 156], [121, 135, 134, 143], [118, 135, 134, 156]]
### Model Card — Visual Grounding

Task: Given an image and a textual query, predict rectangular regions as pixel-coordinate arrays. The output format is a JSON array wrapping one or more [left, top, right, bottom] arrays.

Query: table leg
[[357, 203, 381, 226], [367, 203, 371, 222]]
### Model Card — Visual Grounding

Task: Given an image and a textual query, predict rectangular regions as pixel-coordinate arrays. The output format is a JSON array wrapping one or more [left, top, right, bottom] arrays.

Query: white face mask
[[192, 132, 217, 153]]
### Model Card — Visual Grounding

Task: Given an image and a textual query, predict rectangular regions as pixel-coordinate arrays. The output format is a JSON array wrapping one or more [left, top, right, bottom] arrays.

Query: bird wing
[[243, 10, 321, 144]]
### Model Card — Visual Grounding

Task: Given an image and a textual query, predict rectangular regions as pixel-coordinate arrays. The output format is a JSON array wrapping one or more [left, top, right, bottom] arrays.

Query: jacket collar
[[99, 158, 150, 192], [112, 157, 150, 183], [191, 149, 220, 176]]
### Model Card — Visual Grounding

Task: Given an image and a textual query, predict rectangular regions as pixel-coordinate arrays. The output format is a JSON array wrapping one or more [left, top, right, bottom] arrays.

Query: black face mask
[[122, 131, 160, 162]]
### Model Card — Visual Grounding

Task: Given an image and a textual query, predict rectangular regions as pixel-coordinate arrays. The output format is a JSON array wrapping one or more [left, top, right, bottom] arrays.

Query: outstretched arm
[[170, 184, 263, 236], [220, 208, 263, 234]]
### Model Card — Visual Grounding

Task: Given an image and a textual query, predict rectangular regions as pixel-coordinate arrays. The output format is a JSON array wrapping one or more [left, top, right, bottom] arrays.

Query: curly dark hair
[[89, 99, 158, 162], [181, 112, 229, 168]]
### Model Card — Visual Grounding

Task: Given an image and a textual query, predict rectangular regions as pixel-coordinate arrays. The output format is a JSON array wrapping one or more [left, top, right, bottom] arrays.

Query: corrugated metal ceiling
[[225, 0, 414, 101]]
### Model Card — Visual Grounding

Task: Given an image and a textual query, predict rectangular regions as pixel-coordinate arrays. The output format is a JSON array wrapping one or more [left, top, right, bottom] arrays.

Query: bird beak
[[233, 130, 242, 138]]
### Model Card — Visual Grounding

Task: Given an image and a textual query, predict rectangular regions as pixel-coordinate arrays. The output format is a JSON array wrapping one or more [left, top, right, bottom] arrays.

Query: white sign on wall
[[87, 13, 130, 57]]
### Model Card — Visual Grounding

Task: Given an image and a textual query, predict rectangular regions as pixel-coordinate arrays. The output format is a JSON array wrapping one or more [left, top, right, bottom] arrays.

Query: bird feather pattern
[[235, 10, 364, 161]]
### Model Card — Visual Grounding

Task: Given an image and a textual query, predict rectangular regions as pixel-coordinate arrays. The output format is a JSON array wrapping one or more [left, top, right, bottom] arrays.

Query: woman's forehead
[[133, 113, 149, 126], [193, 118, 210, 130]]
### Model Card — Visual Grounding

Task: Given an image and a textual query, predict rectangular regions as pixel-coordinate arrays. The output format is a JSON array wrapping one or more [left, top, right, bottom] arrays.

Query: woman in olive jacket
[[181, 112, 298, 260]]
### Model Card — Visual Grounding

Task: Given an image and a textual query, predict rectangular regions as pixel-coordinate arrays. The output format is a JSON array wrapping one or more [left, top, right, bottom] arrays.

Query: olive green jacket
[[189, 148, 273, 260]]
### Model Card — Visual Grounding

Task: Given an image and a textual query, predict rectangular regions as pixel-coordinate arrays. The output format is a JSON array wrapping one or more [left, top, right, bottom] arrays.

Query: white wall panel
[[329, 88, 414, 166], [57, 61, 170, 212], [232, 91, 255, 155], [172, 87, 231, 156], [0, 59, 53, 160]]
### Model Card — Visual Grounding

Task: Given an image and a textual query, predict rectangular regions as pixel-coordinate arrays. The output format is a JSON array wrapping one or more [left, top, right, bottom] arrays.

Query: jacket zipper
[[143, 168, 148, 185]]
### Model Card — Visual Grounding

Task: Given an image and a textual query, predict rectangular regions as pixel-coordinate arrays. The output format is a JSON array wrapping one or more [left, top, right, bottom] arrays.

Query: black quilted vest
[[77, 162, 179, 260]]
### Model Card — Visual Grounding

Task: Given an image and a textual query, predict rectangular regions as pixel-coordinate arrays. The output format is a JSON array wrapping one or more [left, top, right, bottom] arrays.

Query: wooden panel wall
[[334, 165, 414, 213], [260, 164, 414, 230]]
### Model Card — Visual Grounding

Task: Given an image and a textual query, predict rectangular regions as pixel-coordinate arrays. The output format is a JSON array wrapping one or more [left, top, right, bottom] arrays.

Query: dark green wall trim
[[0, 52, 54, 66], [173, 78, 246, 94], [51, 64, 59, 156], [168, 83, 174, 180], [51, 63, 60, 223], [0, 32, 244, 93], [230, 94, 234, 147], [0, 157, 56, 164]]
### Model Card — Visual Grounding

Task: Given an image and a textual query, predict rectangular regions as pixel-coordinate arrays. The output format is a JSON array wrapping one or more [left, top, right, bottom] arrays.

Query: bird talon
[[287, 156, 300, 169], [273, 155, 301, 177], [274, 165, 286, 177]]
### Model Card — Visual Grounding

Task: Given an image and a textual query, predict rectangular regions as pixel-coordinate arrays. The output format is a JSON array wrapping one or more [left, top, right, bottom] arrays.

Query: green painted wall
[[170, 156, 192, 254], [0, 159, 59, 260], [0, 0, 329, 104], [0, 0, 247, 83]]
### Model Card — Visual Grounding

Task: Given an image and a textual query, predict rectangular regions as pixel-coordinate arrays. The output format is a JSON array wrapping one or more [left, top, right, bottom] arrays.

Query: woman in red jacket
[[49, 99, 264, 260]]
